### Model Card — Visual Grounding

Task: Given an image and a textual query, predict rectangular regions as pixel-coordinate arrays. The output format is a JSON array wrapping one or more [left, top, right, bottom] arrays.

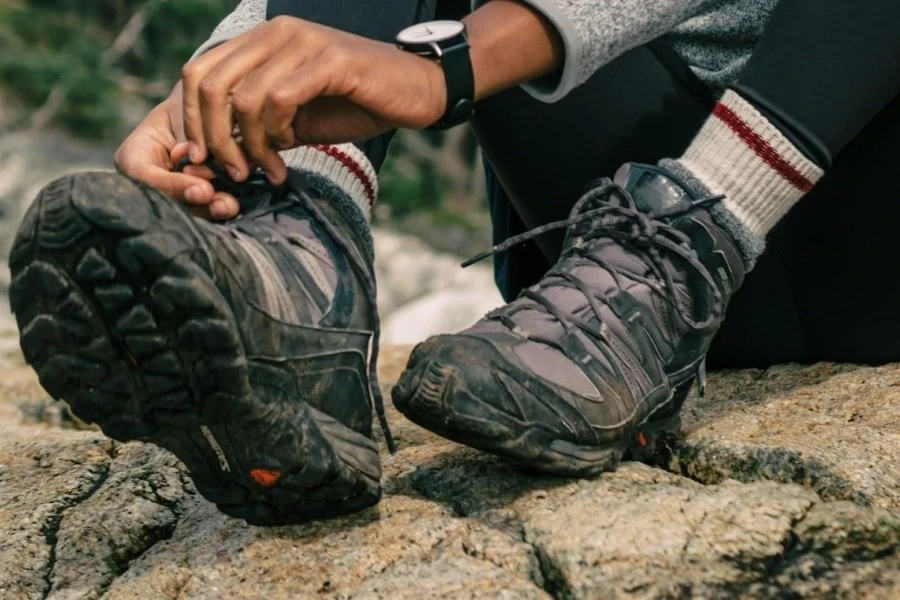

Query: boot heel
[[629, 413, 683, 464]]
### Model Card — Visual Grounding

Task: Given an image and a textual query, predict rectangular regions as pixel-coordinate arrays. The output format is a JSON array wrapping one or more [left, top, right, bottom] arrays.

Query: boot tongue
[[613, 164, 695, 213]]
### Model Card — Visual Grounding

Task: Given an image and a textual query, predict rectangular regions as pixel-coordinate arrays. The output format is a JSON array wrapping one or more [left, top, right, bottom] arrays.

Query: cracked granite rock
[[0, 347, 898, 599], [667, 362, 900, 508], [0, 435, 190, 600]]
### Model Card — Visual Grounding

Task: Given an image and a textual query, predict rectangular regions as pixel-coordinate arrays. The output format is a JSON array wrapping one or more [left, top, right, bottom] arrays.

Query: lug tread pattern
[[8, 173, 381, 525]]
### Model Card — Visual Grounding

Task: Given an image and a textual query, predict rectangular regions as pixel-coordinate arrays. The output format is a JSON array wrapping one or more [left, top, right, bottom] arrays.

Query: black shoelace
[[177, 159, 396, 453], [464, 179, 725, 346]]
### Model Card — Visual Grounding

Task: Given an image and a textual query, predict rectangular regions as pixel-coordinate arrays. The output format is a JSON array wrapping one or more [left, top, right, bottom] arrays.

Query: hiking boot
[[393, 163, 746, 476], [8, 168, 389, 525]]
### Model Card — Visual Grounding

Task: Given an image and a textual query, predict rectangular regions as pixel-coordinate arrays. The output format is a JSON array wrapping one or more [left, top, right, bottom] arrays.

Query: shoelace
[[464, 178, 725, 346], [176, 159, 396, 453]]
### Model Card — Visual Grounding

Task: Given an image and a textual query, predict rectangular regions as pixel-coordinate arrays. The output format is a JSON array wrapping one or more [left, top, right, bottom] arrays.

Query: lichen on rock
[[0, 348, 898, 599]]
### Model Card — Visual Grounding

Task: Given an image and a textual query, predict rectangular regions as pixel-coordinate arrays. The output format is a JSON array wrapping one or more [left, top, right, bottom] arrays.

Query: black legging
[[263, 0, 900, 367], [736, 0, 900, 165]]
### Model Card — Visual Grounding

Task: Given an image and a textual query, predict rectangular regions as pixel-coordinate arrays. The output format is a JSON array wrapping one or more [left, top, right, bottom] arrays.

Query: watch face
[[397, 20, 465, 45]]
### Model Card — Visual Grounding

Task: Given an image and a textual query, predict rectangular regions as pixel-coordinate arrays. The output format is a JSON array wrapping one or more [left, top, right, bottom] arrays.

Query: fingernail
[[184, 186, 202, 202], [188, 143, 201, 162], [226, 165, 242, 180], [210, 201, 225, 219]]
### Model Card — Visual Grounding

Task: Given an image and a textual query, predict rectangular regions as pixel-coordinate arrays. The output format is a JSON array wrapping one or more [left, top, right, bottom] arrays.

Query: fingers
[[185, 199, 239, 221], [166, 143, 216, 204], [182, 21, 300, 181], [182, 18, 371, 182], [172, 144, 219, 180], [186, 193, 240, 220], [181, 40, 238, 165], [167, 83, 188, 142], [210, 192, 241, 219], [182, 163, 218, 180], [199, 39, 283, 180], [263, 53, 339, 145], [170, 141, 190, 161], [232, 47, 305, 183], [167, 143, 242, 220], [111, 95, 215, 205], [178, 182, 239, 220], [118, 153, 216, 204]]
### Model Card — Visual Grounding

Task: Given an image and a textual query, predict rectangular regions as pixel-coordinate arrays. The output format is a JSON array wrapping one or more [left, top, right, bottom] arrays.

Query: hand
[[180, 16, 447, 184], [113, 84, 241, 219]]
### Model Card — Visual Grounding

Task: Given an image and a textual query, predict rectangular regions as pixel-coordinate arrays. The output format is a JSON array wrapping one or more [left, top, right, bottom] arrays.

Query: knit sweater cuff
[[191, 0, 266, 60], [495, 0, 582, 103], [473, 0, 715, 103], [678, 90, 824, 239], [192, 30, 241, 60], [279, 144, 377, 221]]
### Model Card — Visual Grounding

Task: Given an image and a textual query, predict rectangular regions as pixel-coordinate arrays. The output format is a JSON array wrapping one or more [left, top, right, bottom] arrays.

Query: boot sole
[[394, 354, 686, 477], [8, 173, 381, 525]]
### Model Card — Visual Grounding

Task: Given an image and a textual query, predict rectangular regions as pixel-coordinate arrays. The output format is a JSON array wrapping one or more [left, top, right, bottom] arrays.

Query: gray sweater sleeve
[[191, 0, 267, 60], [479, 0, 716, 103], [192, 0, 716, 102]]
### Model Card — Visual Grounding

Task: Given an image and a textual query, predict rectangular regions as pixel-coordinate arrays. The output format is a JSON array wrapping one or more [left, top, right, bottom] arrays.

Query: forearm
[[464, 0, 564, 101], [482, 0, 716, 102], [192, 0, 562, 104]]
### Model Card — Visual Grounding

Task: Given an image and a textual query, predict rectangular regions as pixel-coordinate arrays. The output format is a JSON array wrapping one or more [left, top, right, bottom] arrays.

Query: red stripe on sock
[[310, 144, 376, 206], [713, 103, 815, 193]]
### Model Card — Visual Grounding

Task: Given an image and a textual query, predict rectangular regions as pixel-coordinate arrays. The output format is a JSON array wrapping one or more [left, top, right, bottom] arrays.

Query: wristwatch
[[396, 20, 474, 130]]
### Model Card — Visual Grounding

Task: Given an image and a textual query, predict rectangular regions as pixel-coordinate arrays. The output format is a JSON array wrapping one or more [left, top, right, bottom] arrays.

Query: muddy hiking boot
[[8, 167, 392, 525], [394, 163, 747, 476]]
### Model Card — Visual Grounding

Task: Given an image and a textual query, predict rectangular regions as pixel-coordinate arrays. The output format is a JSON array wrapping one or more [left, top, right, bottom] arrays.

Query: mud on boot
[[9, 171, 390, 525], [394, 163, 745, 476]]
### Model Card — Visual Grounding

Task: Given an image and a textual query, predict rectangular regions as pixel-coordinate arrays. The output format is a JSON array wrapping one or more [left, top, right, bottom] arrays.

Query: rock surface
[[1, 342, 899, 599], [670, 363, 900, 509], [2, 132, 898, 598]]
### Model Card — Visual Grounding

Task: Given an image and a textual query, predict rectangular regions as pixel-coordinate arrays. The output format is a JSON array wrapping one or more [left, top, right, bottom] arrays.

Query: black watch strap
[[429, 38, 475, 130]]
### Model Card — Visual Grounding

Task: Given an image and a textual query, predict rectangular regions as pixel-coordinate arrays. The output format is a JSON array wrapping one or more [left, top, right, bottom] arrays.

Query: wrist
[[464, 0, 563, 101], [422, 56, 449, 125], [394, 25, 465, 129]]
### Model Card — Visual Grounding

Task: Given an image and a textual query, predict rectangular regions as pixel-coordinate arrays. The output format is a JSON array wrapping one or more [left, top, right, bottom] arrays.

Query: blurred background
[[0, 0, 503, 349]]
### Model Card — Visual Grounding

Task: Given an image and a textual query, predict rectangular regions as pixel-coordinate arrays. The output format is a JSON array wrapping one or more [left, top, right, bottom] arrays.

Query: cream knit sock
[[665, 89, 825, 264], [679, 90, 824, 238], [279, 143, 378, 222]]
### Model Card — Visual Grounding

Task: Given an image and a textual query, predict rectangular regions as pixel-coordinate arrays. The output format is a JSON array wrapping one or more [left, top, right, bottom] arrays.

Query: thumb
[[117, 145, 215, 203]]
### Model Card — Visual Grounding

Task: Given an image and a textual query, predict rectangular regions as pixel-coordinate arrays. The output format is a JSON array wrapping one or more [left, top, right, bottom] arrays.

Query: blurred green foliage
[[0, 0, 233, 136], [0, 0, 488, 252]]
